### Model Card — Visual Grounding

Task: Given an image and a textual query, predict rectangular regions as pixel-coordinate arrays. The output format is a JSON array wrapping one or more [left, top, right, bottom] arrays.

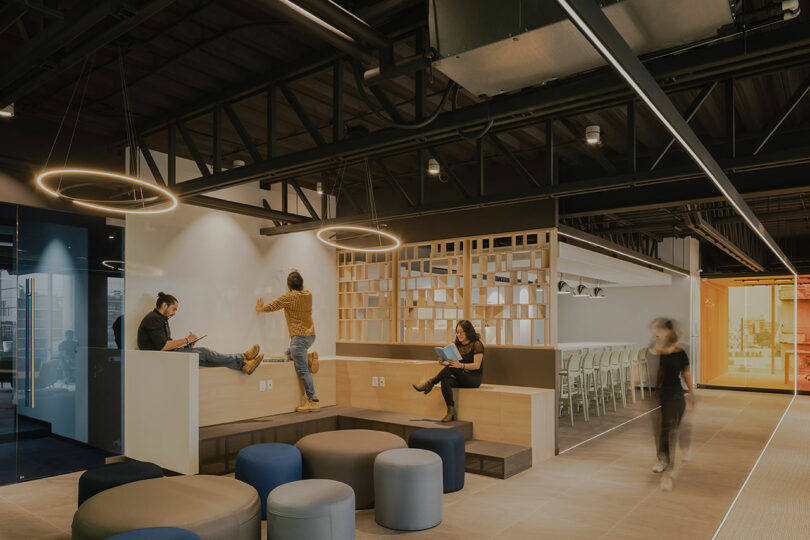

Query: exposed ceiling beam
[[0, 0, 125, 98], [687, 214, 766, 272], [186, 195, 310, 223], [167, 21, 810, 199], [556, 0, 795, 274]]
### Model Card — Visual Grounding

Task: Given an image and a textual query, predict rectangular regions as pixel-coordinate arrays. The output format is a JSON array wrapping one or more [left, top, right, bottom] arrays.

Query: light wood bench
[[329, 356, 555, 463], [456, 384, 555, 464], [198, 358, 336, 427]]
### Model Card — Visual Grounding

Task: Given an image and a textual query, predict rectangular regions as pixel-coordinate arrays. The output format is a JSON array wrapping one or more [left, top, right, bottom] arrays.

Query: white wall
[[124, 202, 337, 356], [558, 237, 700, 380], [558, 277, 692, 346], [123, 149, 337, 357]]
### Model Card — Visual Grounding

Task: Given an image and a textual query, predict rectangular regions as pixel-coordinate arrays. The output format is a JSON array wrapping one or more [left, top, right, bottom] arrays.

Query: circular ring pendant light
[[317, 225, 400, 252], [36, 169, 178, 215]]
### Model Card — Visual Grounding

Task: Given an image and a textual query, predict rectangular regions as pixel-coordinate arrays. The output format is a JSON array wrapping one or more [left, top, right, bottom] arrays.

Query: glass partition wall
[[700, 277, 803, 391], [0, 202, 123, 486]]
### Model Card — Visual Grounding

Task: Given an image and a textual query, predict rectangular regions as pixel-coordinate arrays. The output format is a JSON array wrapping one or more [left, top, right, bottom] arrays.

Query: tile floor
[[558, 387, 661, 452], [0, 389, 798, 540]]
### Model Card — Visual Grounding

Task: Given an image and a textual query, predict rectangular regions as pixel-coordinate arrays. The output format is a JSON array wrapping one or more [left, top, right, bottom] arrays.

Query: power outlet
[[267, 379, 273, 390], [259, 380, 266, 392], [372, 376, 379, 387], [379, 376, 385, 387]]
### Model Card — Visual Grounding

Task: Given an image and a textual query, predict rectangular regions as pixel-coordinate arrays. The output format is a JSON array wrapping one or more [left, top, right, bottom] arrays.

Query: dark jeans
[[431, 366, 482, 407], [658, 391, 686, 462]]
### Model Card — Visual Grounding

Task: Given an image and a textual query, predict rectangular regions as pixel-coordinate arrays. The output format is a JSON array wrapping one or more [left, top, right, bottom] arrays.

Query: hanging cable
[[452, 85, 493, 140], [63, 52, 96, 171], [44, 56, 90, 170], [351, 59, 454, 130]]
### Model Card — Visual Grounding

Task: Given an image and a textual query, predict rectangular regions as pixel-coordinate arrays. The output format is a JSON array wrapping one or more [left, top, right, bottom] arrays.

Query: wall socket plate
[[267, 379, 273, 390], [372, 376, 379, 387], [379, 376, 385, 387], [259, 380, 266, 392]]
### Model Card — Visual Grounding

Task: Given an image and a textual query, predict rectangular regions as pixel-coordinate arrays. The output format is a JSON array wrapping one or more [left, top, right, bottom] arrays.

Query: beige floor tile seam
[[553, 391, 783, 539], [713, 396, 810, 540]]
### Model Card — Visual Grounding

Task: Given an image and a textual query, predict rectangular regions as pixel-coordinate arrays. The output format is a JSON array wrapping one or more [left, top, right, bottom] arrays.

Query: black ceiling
[[2, 0, 810, 273]]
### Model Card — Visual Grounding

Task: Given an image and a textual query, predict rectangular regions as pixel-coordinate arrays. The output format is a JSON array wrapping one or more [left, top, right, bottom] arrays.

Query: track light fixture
[[558, 280, 572, 294], [0, 103, 13, 118], [316, 181, 323, 195], [573, 284, 590, 297], [592, 280, 606, 298]]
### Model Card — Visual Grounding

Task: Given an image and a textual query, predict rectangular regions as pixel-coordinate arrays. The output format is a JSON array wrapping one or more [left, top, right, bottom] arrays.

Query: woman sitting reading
[[412, 320, 484, 422]]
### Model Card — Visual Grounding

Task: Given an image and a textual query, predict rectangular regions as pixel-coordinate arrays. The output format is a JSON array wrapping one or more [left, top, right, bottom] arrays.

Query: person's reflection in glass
[[112, 316, 123, 349], [57, 330, 78, 383]]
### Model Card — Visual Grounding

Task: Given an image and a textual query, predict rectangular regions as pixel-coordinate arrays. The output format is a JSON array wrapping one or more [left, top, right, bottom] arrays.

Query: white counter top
[[557, 342, 638, 350]]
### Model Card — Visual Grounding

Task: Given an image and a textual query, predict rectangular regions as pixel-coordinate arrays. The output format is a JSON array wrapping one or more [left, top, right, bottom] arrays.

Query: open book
[[434, 343, 462, 364]]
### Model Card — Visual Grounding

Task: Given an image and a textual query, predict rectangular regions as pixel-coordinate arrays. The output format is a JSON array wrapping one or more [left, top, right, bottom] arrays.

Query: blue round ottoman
[[408, 428, 465, 493], [235, 443, 302, 516], [106, 527, 201, 539], [78, 461, 164, 506]]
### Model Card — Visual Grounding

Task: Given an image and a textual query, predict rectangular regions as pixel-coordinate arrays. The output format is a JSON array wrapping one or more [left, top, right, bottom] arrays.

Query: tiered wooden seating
[[198, 358, 337, 426]]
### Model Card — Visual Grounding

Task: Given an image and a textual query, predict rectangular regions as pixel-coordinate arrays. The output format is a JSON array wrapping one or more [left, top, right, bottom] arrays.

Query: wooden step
[[465, 439, 532, 479], [199, 405, 472, 475]]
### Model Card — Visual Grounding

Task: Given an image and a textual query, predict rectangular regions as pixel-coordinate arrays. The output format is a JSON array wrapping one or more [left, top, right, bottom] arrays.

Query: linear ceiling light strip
[[555, 0, 796, 277], [557, 225, 690, 277]]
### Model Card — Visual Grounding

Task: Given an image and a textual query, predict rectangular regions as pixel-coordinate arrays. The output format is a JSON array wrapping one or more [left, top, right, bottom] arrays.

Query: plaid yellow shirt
[[261, 289, 315, 337]]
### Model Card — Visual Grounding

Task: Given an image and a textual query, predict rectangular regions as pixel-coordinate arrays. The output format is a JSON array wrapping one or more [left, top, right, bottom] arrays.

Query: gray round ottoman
[[296, 429, 406, 508], [374, 448, 443, 531], [266, 479, 354, 540], [71, 475, 261, 540]]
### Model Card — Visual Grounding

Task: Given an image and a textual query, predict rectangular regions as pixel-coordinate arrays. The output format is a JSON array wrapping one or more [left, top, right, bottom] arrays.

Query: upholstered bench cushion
[[408, 428, 466, 492], [374, 448, 443, 531], [106, 527, 202, 539], [296, 429, 406, 508], [267, 479, 354, 540], [78, 461, 164, 506], [72, 475, 260, 540], [235, 443, 302, 516]]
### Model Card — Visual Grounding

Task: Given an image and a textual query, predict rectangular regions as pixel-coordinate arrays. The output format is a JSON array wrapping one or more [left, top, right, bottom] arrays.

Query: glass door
[[0, 203, 124, 485]]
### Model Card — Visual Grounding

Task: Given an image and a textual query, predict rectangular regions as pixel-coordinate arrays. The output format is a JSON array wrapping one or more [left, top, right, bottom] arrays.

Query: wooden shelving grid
[[469, 231, 552, 347], [337, 250, 394, 342], [398, 240, 466, 344], [337, 228, 556, 347]]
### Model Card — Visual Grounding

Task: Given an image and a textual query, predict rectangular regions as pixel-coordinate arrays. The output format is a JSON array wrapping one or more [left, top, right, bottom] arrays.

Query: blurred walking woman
[[412, 320, 484, 422], [649, 318, 694, 473]]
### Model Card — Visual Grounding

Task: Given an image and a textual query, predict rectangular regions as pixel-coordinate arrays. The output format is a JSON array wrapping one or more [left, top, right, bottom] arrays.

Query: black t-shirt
[[457, 339, 484, 375], [137, 309, 171, 351], [658, 349, 689, 396]]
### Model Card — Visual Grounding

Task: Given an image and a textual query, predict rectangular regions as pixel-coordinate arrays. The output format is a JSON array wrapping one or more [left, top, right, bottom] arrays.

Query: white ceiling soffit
[[558, 242, 673, 288], [433, 0, 733, 97]]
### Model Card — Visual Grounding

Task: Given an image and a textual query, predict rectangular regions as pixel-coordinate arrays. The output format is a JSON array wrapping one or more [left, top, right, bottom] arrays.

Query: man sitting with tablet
[[137, 292, 264, 375]]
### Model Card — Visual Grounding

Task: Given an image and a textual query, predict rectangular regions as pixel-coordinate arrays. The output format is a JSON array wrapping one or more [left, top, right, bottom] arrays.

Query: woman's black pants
[[430, 366, 482, 407], [658, 392, 686, 462]]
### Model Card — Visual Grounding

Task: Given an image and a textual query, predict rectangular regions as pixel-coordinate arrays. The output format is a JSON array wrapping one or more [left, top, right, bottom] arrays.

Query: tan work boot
[[296, 398, 320, 413], [308, 352, 319, 374], [441, 405, 457, 423], [241, 354, 264, 375], [243, 344, 260, 360]]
